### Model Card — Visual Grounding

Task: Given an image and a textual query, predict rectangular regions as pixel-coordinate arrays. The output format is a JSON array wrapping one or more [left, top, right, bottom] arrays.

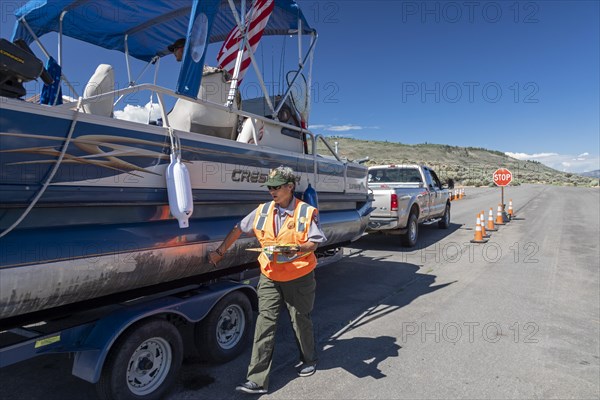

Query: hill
[[580, 170, 600, 178], [318, 137, 599, 187]]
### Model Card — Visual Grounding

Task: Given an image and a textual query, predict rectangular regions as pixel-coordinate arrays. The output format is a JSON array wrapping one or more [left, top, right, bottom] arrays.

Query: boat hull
[[0, 206, 369, 319], [0, 99, 371, 320]]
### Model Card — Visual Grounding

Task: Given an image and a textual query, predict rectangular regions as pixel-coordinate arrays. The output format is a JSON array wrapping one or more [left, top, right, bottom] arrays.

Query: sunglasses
[[267, 184, 287, 190]]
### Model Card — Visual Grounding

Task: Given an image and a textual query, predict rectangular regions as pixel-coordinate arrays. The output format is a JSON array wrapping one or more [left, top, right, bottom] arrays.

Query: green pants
[[246, 271, 317, 389]]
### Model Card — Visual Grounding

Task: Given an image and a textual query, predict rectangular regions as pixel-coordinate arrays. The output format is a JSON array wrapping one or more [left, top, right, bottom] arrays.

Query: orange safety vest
[[252, 199, 318, 282]]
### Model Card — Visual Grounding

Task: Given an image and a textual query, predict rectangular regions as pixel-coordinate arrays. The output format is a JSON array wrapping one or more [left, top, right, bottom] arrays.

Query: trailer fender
[[72, 281, 255, 383]]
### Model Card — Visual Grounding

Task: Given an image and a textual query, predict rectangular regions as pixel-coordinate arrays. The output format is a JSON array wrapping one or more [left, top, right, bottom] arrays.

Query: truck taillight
[[391, 193, 398, 211]]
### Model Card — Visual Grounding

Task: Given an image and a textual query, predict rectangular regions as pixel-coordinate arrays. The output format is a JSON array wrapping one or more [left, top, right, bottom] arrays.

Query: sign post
[[493, 168, 512, 221]]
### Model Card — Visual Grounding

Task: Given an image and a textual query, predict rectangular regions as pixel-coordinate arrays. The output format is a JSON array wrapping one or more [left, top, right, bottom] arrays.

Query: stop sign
[[493, 168, 512, 186]]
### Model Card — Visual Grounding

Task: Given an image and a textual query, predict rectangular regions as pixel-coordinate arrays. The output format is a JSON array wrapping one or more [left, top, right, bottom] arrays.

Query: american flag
[[216, 0, 274, 82]]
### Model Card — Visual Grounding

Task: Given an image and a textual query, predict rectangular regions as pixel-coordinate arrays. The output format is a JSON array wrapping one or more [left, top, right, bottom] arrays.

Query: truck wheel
[[438, 203, 451, 229], [195, 291, 252, 364], [97, 319, 183, 400], [401, 212, 418, 247]]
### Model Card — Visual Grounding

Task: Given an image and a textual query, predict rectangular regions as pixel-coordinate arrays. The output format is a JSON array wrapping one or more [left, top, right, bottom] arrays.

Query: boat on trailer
[[0, 0, 371, 323]]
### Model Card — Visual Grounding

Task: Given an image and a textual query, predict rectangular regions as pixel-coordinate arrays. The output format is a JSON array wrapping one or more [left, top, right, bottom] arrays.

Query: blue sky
[[305, 1, 599, 172], [1, 1, 598, 172]]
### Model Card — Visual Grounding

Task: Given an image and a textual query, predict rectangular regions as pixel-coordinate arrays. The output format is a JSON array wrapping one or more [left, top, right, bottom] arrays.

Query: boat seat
[[82, 64, 115, 117], [168, 66, 240, 139], [235, 95, 304, 152]]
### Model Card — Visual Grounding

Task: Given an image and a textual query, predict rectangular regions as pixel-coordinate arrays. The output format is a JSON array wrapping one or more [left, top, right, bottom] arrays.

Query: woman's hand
[[280, 244, 301, 258], [281, 248, 297, 258], [208, 249, 224, 266]]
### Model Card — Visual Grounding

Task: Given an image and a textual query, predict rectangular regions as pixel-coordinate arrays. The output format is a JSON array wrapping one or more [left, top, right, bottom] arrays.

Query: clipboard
[[245, 245, 301, 253]]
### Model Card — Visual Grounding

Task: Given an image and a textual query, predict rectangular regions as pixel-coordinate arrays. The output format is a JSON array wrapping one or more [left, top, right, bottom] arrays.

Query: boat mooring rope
[[0, 98, 83, 239]]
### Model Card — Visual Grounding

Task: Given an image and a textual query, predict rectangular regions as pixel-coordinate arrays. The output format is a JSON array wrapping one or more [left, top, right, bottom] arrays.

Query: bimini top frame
[[12, 0, 317, 122]]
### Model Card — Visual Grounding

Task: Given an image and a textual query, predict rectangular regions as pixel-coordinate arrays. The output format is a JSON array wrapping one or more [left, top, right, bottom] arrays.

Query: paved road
[[1, 184, 598, 399]]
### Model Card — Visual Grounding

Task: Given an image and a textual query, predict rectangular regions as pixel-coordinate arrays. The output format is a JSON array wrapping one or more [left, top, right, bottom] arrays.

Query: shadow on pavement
[[355, 222, 462, 252], [262, 252, 454, 394], [317, 335, 400, 379]]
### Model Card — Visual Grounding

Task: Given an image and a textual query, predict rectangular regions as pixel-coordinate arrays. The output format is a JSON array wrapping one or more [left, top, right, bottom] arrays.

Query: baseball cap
[[263, 166, 296, 186]]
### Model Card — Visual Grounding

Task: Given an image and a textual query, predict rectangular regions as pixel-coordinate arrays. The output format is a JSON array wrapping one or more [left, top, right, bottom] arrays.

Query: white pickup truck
[[367, 164, 451, 247]]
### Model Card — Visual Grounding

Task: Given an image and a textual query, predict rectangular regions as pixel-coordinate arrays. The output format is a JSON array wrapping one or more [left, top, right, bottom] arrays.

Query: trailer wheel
[[195, 291, 252, 364], [96, 319, 183, 400], [438, 203, 451, 229], [401, 212, 418, 247]]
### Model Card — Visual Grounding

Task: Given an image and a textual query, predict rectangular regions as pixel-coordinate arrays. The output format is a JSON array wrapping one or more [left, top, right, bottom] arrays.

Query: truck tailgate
[[371, 189, 396, 218], [370, 185, 423, 218]]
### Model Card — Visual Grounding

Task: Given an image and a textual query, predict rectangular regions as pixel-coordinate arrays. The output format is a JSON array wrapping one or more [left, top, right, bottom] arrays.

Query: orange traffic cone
[[480, 211, 489, 237], [508, 199, 514, 218], [495, 203, 505, 225], [487, 208, 497, 231], [470, 215, 488, 243], [459, 188, 463, 200]]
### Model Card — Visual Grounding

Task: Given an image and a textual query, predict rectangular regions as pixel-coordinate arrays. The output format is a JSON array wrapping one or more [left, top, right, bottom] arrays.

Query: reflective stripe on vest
[[255, 202, 272, 231], [296, 202, 309, 233]]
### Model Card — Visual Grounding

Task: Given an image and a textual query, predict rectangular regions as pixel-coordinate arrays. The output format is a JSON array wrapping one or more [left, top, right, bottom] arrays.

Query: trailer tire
[[438, 203, 451, 229], [195, 291, 252, 364], [401, 212, 418, 247], [96, 319, 183, 400]]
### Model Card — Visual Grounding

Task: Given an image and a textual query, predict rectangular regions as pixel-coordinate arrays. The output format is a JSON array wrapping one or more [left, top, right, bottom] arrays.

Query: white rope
[[167, 127, 181, 160], [0, 98, 83, 239]]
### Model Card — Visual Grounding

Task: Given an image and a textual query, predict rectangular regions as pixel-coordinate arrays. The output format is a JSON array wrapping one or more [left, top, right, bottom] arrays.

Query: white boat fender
[[166, 153, 194, 228]]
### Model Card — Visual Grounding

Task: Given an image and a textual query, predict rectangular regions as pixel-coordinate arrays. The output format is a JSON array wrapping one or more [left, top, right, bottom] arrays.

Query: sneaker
[[296, 362, 317, 377], [236, 381, 267, 394]]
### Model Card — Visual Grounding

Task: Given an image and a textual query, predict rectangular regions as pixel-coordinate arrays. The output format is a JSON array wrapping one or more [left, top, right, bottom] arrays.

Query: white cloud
[[310, 124, 379, 132], [505, 152, 558, 159], [328, 124, 364, 132], [505, 151, 600, 173], [114, 102, 162, 124]]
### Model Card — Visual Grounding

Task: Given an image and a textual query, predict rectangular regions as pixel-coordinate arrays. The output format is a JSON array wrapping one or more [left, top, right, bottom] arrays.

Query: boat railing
[[53, 82, 345, 166], [314, 134, 342, 163], [54, 83, 347, 191], [54, 83, 310, 139]]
